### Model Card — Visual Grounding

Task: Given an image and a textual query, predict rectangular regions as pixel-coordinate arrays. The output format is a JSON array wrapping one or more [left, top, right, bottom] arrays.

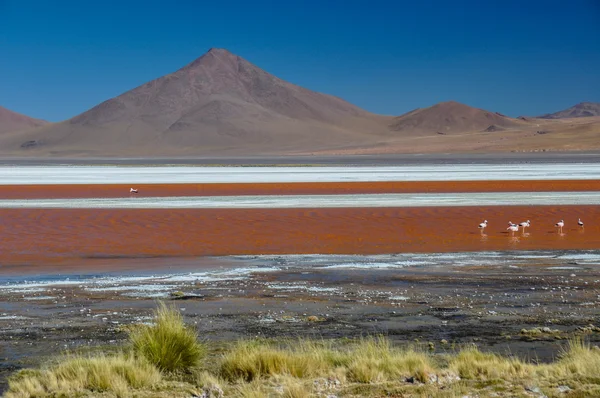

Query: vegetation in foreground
[[5, 303, 600, 398]]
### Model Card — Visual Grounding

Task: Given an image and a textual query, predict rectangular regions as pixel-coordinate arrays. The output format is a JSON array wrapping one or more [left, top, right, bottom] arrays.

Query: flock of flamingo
[[127, 187, 585, 237], [478, 218, 584, 235]]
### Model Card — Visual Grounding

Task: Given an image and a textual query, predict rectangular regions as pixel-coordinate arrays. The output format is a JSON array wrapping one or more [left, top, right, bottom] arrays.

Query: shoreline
[[2, 151, 600, 166]]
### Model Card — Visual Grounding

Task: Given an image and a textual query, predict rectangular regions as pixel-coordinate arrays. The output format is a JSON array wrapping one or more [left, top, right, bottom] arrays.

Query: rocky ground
[[1, 251, 600, 393]]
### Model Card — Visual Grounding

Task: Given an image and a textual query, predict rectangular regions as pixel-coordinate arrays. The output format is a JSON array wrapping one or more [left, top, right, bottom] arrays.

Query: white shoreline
[[1, 164, 600, 184], [1, 191, 600, 208]]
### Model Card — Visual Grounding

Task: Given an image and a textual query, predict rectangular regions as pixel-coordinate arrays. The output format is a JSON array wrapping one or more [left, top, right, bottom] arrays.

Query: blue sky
[[1, 0, 599, 121]]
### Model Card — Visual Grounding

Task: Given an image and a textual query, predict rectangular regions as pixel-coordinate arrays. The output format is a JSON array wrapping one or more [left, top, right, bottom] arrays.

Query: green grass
[[6, 304, 600, 397], [128, 302, 206, 373]]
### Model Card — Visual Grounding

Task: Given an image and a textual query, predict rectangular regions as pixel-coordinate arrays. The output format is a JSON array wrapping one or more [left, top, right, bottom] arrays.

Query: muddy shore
[[1, 252, 600, 392]]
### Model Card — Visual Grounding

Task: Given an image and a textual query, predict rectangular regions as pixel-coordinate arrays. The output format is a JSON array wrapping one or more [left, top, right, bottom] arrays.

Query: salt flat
[[2, 191, 600, 208], [1, 164, 600, 184]]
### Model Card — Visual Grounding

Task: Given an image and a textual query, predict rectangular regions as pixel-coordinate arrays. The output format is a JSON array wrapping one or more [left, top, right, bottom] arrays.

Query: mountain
[[1, 48, 390, 156], [388, 101, 523, 135], [538, 102, 600, 119], [2, 48, 599, 157], [0, 106, 48, 134]]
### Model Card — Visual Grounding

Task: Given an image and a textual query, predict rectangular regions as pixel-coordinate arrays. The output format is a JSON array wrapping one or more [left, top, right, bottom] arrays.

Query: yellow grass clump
[[343, 337, 435, 383], [5, 353, 161, 398], [449, 345, 532, 381], [538, 338, 600, 385], [128, 301, 206, 373], [219, 339, 334, 381], [218, 336, 435, 386]]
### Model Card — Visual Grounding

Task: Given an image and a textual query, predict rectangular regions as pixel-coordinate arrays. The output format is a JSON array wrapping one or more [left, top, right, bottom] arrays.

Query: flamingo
[[555, 219, 564, 233], [578, 218, 584, 227], [478, 220, 488, 229], [130, 188, 138, 194], [507, 224, 519, 235], [519, 220, 531, 231], [508, 221, 516, 226]]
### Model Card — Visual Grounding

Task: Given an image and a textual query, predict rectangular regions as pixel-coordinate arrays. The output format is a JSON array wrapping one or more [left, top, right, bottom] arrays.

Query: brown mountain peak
[[8, 48, 382, 156], [538, 102, 600, 119], [182, 48, 241, 71], [0, 105, 48, 134], [432, 101, 476, 110], [389, 101, 520, 135]]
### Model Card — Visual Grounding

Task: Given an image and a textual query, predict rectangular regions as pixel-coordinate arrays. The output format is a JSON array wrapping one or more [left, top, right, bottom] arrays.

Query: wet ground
[[1, 251, 600, 391]]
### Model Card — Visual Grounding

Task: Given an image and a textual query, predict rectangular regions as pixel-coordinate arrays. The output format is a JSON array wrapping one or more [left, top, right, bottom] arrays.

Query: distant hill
[[389, 101, 523, 135], [0, 106, 48, 134], [0, 48, 390, 156], [538, 102, 600, 119]]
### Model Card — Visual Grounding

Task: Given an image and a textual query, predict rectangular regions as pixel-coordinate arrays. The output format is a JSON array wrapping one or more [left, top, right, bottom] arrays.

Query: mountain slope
[[0, 106, 48, 134], [389, 101, 524, 135], [538, 102, 600, 119], [2, 48, 390, 156]]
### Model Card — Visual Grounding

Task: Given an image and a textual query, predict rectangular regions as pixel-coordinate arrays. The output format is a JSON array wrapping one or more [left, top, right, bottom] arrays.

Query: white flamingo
[[578, 218, 584, 227], [508, 221, 516, 226], [555, 219, 564, 233], [479, 220, 488, 229], [507, 224, 519, 235], [130, 188, 138, 194], [519, 220, 531, 231]]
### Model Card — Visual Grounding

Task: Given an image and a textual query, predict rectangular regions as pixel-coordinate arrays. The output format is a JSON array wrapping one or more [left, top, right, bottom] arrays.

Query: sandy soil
[[2, 180, 600, 199]]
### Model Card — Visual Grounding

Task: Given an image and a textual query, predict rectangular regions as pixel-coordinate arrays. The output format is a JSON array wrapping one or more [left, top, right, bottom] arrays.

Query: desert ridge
[[0, 105, 48, 134]]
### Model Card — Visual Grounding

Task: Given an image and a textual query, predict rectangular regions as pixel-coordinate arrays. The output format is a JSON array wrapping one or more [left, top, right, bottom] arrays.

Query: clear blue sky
[[1, 0, 599, 122]]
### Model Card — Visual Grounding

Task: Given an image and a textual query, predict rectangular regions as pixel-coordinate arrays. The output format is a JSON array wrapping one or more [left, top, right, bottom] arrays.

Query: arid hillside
[[388, 101, 525, 135], [538, 102, 600, 119], [0, 106, 47, 135]]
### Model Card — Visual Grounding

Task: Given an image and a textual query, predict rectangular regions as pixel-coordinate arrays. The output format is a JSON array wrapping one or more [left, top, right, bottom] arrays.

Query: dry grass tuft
[[344, 337, 435, 383], [538, 338, 600, 384], [219, 340, 333, 382], [219, 336, 435, 386], [5, 353, 161, 398], [449, 345, 532, 381], [231, 380, 272, 398], [129, 301, 206, 373]]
